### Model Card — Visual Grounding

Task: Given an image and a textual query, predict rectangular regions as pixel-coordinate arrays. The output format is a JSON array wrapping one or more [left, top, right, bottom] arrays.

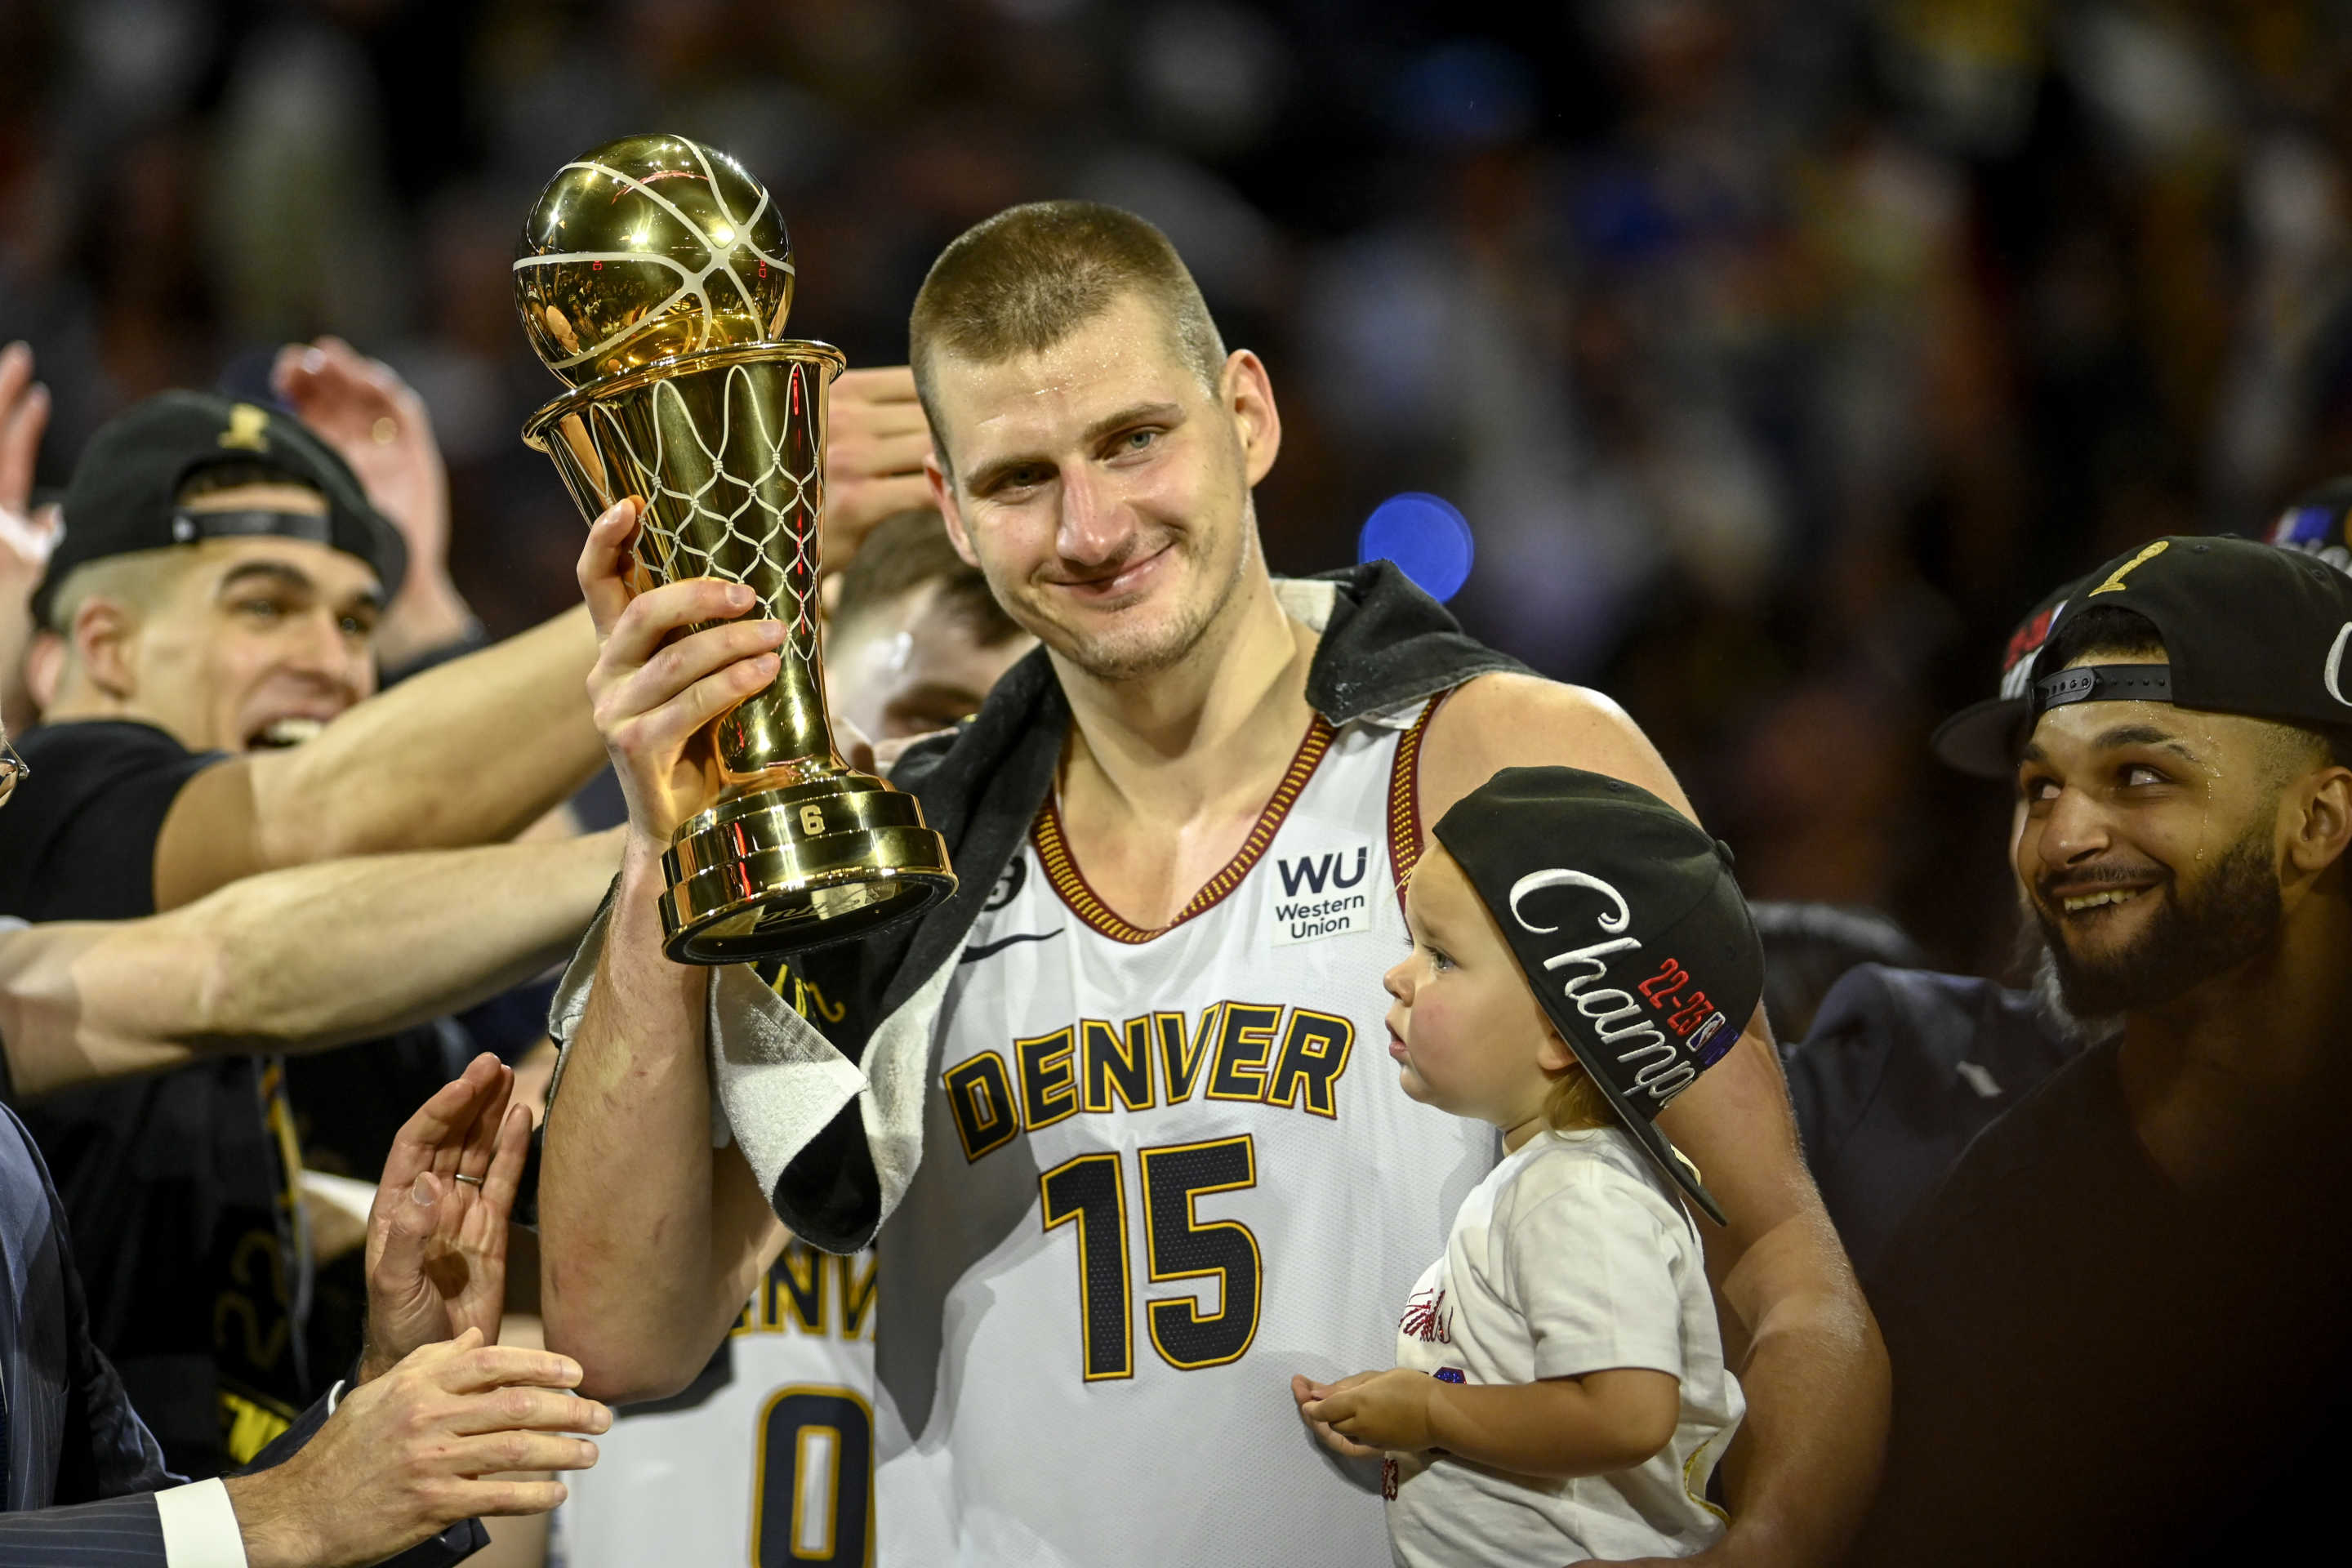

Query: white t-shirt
[[1388, 1126, 1743, 1565]]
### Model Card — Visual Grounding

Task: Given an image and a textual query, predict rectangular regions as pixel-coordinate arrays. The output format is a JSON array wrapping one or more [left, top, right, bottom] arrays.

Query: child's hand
[[1294, 1369, 1439, 1454], [1292, 1372, 1387, 1459]]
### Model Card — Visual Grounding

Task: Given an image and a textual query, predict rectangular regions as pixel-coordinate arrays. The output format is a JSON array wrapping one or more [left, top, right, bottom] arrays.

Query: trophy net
[[595, 366, 824, 670], [536, 345, 843, 778]]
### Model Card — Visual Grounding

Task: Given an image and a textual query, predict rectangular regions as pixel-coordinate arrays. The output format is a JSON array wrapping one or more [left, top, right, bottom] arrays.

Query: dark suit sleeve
[[0, 1102, 174, 1508], [0, 1472, 481, 1567], [0, 1492, 168, 1564], [52, 1187, 173, 1506]]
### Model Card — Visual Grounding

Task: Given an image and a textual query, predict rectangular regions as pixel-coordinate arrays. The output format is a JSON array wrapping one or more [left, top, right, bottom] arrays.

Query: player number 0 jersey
[[875, 697, 1497, 1566], [555, 1240, 880, 1568]]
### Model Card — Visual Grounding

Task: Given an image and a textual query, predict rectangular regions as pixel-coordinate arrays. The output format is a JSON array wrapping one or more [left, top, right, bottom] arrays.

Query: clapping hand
[[357, 1053, 532, 1384], [225, 1330, 608, 1568]]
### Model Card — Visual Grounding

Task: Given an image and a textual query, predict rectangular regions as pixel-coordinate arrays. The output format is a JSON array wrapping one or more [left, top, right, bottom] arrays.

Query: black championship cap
[[1431, 767, 1764, 1226], [1931, 575, 2087, 777], [2024, 534, 2352, 733], [35, 390, 406, 626]]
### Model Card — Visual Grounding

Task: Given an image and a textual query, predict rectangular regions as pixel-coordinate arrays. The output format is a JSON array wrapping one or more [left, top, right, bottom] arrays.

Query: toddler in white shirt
[[1294, 766, 1755, 1564]]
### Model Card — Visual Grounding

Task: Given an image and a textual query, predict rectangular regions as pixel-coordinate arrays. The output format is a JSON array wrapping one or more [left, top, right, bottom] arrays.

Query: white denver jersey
[[556, 1241, 880, 1567], [875, 697, 1497, 1566]]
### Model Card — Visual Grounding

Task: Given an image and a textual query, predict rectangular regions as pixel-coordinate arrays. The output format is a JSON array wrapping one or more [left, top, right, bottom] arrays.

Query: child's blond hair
[[1542, 1047, 1614, 1132]]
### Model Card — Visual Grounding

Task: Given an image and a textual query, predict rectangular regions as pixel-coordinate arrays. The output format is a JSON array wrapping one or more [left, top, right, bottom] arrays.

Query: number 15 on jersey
[[1039, 1134, 1263, 1381]]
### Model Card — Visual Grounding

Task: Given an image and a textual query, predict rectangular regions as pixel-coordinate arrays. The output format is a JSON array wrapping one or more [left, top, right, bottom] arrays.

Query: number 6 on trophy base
[[514, 133, 954, 962]]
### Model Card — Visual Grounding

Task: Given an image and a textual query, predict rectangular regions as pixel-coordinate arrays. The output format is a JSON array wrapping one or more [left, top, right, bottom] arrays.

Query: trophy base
[[658, 773, 954, 964]]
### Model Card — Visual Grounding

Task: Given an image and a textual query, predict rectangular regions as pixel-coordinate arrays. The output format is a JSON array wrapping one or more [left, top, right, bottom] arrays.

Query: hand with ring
[[356, 1054, 531, 1384]]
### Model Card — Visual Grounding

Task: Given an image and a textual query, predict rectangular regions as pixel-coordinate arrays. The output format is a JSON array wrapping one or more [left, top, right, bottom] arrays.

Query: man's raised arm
[[0, 827, 626, 1099], [1420, 673, 1890, 1568], [538, 500, 790, 1402]]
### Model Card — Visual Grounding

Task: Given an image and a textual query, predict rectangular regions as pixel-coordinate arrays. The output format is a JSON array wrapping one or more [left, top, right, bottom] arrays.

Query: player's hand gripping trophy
[[515, 135, 953, 962]]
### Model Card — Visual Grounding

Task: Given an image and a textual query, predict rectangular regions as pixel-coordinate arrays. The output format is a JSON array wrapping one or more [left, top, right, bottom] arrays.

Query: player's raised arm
[[0, 826, 624, 1100], [538, 501, 791, 1402], [152, 598, 606, 908], [1419, 671, 1890, 1568]]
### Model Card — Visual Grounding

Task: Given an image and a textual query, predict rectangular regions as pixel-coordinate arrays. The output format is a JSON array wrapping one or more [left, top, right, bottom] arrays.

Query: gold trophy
[[514, 134, 953, 963]]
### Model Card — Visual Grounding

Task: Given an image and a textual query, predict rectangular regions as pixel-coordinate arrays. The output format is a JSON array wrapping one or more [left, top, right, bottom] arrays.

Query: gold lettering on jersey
[[945, 1050, 1018, 1161], [773, 1242, 828, 1333], [1080, 1018, 1153, 1113], [1263, 1009, 1353, 1118], [840, 1250, 878, 1339], [947, 1000, 1357, 1162], [220, 1388, 295, 1465], [1159, 1005, 1217, 1103], [768, 967, 847, 1024], [1016, 1027, 1080, 1129], [1205, 1004, 1281, 1102], [734, 1241, 878, 1342]]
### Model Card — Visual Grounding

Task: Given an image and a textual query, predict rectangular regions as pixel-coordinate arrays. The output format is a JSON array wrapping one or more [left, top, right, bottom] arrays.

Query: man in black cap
[[1852, 533, 2352, 1565], [0, 389, 633, 1481], [1793, 483, 2352, 1285]]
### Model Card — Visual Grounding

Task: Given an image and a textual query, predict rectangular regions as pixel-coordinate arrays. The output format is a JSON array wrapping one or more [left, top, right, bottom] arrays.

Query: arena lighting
[[1358, 491, 1474, 603]]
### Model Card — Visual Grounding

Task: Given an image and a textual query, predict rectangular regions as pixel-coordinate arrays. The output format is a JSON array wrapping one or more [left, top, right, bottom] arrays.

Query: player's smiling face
[[2014, 654, 2294, 1015], [924, 291, 1280, 683], [114, 488, 383, 755], [1381, 847, 1574, 1142]]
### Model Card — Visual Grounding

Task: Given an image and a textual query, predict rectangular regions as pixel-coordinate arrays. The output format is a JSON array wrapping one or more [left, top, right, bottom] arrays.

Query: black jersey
[[1857, 1038, 2352, 1564], [0, 720, 312, 1477]]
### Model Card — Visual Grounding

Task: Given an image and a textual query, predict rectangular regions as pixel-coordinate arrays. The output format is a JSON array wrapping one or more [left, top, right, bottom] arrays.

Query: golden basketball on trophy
[[514, 133, 953, 963]]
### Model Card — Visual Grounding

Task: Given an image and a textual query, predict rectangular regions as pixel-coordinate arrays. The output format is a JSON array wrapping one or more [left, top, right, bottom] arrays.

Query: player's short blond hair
[[1543, 1053, 1615, 1134], [909, 201, 1226, 462], [44, 549, 196, 637]]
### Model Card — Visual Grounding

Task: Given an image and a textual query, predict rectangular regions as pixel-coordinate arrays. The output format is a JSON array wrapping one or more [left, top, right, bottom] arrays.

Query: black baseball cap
[[1431, 767, 1763, 1226], [2024, 535, 2352, 733], [36, 390, 406, 626], [1931, 575, 2088, 777]]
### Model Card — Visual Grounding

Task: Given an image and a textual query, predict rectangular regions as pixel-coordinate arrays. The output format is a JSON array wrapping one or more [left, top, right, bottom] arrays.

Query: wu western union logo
[[945, 1000, 1355, 1161], [1266, 839, 1374, 947]]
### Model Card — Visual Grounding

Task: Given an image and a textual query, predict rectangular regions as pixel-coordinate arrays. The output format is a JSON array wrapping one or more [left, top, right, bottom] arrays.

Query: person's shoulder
[[17, 717, 204, 769], [1803, 964, 1993, 1054], [1959, 1034, 2122, 1161], [1420, 672, 1687, 822], [1435, 670, 1633, 737], [1802, 964, 2074, 1090], [0, 721, 222, 920], [1502, 1130, 1687, 1241], [1891, 1038, 2127, 1258]]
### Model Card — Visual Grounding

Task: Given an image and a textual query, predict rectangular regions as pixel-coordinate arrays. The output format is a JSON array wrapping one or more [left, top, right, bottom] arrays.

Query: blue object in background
[[1358, 492, 1475, 603]]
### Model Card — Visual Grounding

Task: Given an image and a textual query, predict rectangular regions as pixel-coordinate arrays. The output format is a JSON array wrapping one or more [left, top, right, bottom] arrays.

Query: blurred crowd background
[[3, 0, 2346, 978]]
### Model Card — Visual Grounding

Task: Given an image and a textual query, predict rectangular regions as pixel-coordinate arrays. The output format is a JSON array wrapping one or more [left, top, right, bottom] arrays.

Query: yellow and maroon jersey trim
[[1032, 714, 1338, 944], [1385, 693, 1446, 906]]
